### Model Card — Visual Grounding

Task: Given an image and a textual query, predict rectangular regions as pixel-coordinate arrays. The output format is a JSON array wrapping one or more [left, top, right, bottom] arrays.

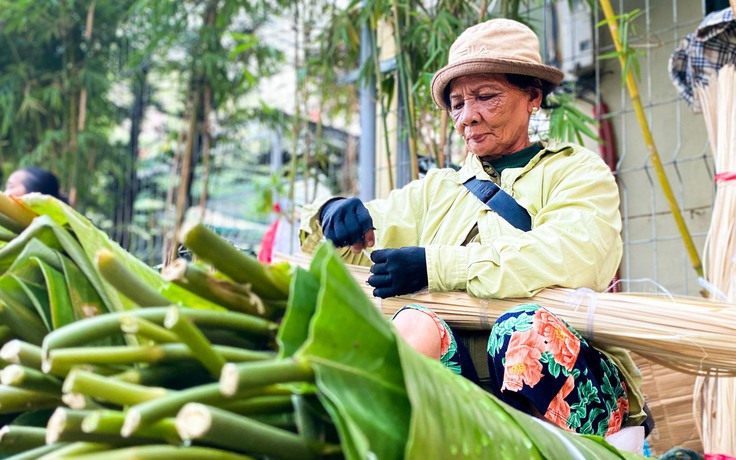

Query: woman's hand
[[319, 197, 375, 253], [368, 247, 428, 298]]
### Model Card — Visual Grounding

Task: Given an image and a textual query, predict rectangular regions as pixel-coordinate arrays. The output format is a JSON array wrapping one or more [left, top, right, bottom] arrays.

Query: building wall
[[594, 1, 714, 296]]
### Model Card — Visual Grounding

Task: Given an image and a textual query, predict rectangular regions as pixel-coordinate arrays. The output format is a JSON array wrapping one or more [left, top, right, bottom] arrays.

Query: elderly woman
[[300, 19, 647, 438]]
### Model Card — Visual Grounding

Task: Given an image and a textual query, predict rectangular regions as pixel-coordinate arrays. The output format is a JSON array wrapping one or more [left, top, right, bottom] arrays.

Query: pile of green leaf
[[0, 195, 644, 459]]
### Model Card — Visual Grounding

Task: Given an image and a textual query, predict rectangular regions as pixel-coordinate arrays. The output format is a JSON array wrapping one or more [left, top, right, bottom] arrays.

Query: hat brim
[[430, 59, 565, 111]]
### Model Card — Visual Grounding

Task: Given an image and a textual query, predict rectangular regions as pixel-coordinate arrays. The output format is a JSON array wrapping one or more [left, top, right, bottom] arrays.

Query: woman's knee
[[392, 305, 448, 360]]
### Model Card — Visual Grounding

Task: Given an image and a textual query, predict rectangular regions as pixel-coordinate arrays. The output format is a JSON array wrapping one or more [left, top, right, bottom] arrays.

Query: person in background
[[300, 18, 650, 443], [4, 167, 62, 199]]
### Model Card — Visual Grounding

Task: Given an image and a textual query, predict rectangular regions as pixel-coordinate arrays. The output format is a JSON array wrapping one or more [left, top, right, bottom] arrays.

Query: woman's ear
[[529, 87, 543, 111]]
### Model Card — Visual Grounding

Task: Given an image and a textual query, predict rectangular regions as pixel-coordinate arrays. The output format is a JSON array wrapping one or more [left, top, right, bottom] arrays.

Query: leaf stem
[[0, 363, 63, 394], [178, 222, 290, 300], [219, 358, 314, 397], [95, 248, 171, 307], [176, 403, 322, 459], [164, 306, 225, 377], [63, 369, 168, 407]]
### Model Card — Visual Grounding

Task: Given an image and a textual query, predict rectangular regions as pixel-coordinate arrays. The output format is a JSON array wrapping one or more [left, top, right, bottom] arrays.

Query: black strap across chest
[[463, 177, 532, 232]]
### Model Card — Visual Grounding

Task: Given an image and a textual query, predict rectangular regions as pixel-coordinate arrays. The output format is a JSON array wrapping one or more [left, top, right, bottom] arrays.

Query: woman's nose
[[459, 100, 480, 126]]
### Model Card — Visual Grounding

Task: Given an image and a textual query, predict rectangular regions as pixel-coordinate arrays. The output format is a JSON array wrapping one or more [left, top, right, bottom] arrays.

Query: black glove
[[368, 247, 428, 298], [319, 197, 373, 248]]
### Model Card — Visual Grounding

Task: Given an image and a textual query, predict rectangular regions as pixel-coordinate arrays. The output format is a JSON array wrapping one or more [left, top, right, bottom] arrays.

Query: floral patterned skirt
[[394, 303, 629, 436]]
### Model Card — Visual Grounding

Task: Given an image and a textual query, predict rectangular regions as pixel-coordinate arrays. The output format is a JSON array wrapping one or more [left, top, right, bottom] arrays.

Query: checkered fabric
[[669, 7, 736, 112]]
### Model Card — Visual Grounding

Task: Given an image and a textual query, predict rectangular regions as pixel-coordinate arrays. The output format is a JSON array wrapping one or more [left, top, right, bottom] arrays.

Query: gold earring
[[531, 107, 539, 115]]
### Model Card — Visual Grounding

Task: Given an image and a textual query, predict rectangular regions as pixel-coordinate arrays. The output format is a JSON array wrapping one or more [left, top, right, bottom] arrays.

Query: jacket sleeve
[[426, 151, 622, 299]]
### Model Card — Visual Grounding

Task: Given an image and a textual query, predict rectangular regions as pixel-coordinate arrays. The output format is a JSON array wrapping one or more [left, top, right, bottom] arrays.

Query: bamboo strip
[[694, 64, 736, 455], [275, 251, 736, 376]]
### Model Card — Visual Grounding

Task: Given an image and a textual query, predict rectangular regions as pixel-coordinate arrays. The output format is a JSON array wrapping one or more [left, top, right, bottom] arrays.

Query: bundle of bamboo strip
[[275, 251, 736, 376], [694, 63, 736, 455]]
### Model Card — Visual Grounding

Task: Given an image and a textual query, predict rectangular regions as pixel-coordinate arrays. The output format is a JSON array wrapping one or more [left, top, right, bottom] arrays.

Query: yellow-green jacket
[[300, 140, 622, 299]]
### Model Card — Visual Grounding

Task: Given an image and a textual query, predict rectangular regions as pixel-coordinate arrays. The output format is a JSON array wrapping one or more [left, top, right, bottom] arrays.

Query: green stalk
[[219, 358, 315, 397], [46, 407, 154, 446], [45, 408, 90, 444], [175, 403, 324, 459], [20, 442, 109, 459], [221, 395, 295, 416], [119, 315, 178, 343], [42, 307, 277, 358], [82, 410, 179, 443], [111, 361, 211, 388], [164, 306, 225, 377], [293, 394, 322, 441], [63, 369, 168, 407], [50, 445, 257, 460], [163, 259, 279, 318], [0, 385, 60, 413], [178, 222, 290, 300], [49, 343, 274, 369], [248, 412, 297, 430], [0, 364, 63, 394], [0, 340, 42, 370], [0, 425, 47, 452], [94, 248, 171, 307], [122, 383, 292, 437], [1, 443, 68, 460], [62, 391, 104, 410]]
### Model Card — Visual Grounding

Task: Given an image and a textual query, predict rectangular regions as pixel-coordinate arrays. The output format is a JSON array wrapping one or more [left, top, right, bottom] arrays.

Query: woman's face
[[4, 170, 28, 197], [449, 73, 541, 160]]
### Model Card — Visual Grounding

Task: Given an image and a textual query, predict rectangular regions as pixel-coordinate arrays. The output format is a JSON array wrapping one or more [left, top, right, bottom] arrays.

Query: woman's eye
[[477, 94, 493, 101], [451, 102, 464, 111]]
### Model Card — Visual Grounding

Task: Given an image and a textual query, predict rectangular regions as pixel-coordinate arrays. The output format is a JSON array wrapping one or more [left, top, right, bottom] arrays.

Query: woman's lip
[[467, 133, 489, 142]]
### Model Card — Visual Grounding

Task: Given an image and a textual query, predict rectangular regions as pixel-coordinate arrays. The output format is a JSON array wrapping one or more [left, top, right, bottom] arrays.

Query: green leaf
[[277, 267, 320, 359], [21, 196, 225, 313], [297, 243, 410, 460]]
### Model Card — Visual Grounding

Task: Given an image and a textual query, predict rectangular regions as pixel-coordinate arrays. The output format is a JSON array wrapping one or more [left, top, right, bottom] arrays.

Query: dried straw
[[694, 64, 736, 455], [275, 251, 736, 377]]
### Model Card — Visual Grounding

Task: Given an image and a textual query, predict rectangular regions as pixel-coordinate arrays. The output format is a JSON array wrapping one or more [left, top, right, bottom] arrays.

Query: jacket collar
[[456, 140, 572, 184]]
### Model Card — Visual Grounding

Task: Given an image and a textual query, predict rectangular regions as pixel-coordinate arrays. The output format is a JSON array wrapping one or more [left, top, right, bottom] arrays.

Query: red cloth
[[257, 217, 281, 263]]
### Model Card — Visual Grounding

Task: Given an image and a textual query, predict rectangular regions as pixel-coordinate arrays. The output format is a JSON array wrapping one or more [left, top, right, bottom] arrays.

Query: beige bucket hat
[[431, 18, 564, 111]]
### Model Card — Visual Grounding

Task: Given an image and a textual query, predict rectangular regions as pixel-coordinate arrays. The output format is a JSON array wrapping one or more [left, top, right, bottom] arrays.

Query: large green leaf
[[21, 196, 225, 312], [277, 267, 319, 359], [296, 244, 412, 460], [0, 276, 49, 345]]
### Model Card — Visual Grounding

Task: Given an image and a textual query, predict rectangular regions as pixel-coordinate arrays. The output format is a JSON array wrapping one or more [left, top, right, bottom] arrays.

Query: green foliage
[[547, 88, 601, 145], [596, 8, 644, 85], [0, 0, 135, 213], [307, 0, 601, 174]]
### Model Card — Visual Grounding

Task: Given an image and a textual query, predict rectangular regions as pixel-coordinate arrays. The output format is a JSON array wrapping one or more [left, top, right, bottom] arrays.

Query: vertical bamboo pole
[[598, 0, 704, 279]]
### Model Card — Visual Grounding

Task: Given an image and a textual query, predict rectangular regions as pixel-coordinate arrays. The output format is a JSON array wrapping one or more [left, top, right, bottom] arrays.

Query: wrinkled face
[[4, 170, 28, 197], [449, 73, 541, 160]]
